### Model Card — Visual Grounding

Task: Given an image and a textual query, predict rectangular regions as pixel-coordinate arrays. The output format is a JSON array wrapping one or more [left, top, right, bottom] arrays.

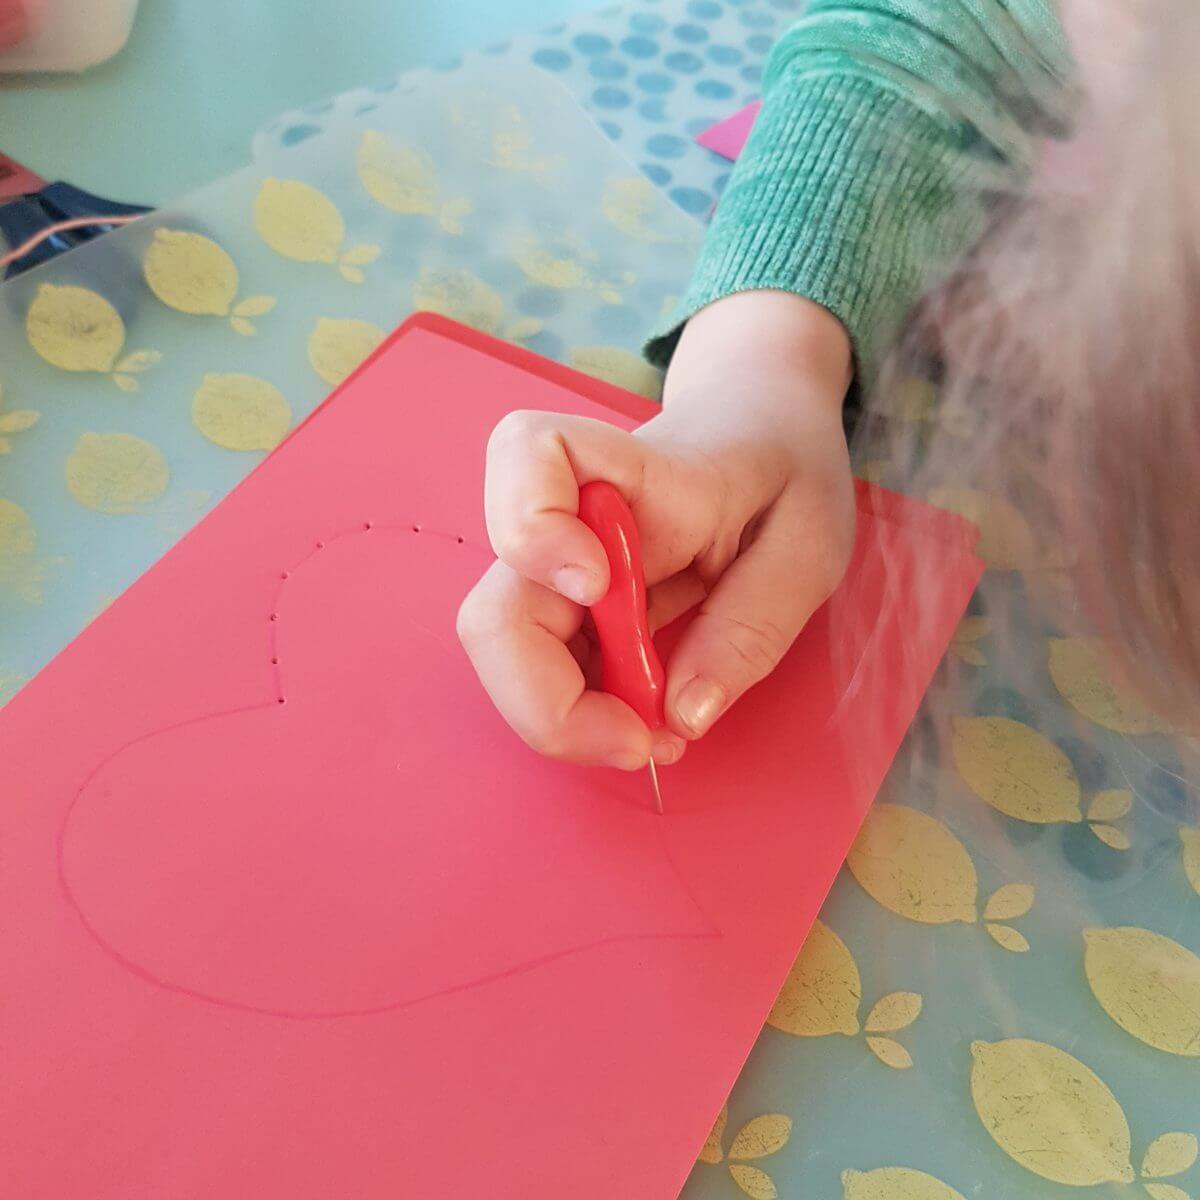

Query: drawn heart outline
[[57, 523, 716, 1019]]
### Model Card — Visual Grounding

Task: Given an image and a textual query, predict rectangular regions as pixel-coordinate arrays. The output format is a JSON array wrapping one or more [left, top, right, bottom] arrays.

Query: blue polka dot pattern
[[713, 172, 731, 194], [573, 32, 612, 55], [531, 48, 570, 71], [664, 50, 703, 73], [594, 302, 646, 338], [739, 7, 775, 27], [640, 162, 673, 186], [638, 97, 669, 121], [1055, 735, 1107, 790], [593, 85, 632, 109], [260, 0, 800, 243], [706, 43, 743, 65], [670, 186, 712, 214], [589, 56, 628, 80], [629, 12, 667, 33], [646, 132, 688, 158], [636, 71, 675, 93], [525, 330, 565, 361], [1061, 822, 1132, 881], [281, 123, 320, 146], [619, 35, 660, 59]]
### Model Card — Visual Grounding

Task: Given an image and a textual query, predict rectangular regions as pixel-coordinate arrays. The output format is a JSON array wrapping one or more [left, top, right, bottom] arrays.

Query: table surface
[[1, 3, 1198, 1199], [0, 0, 599, 201]]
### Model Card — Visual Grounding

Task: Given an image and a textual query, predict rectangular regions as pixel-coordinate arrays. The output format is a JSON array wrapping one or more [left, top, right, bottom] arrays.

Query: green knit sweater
[[647, 0, 1077, 382]]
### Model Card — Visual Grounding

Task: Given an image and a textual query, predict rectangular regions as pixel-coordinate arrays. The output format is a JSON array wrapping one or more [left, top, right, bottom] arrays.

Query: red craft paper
[[695, 100, 760, 160], [0, 314, 980, 1198]]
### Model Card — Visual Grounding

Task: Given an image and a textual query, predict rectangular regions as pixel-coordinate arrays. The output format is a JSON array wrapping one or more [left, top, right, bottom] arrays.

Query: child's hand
[[458, 292, 855, 770]]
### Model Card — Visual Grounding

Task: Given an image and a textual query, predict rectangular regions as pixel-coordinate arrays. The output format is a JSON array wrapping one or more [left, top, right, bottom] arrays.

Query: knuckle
[[487, 409, 554, 459], [523, 725, 566, 760], [455, 586, 489, 649], [498, 512, 543, 566], [722, 614, 791, 681]]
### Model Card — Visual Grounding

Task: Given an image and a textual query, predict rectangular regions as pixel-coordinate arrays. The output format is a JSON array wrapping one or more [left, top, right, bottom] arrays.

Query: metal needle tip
[[648, 759, 663, 815]]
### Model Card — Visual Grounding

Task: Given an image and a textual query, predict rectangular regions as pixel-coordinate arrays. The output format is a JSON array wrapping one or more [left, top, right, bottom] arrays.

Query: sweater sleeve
[[645, 0, 1077, 382]]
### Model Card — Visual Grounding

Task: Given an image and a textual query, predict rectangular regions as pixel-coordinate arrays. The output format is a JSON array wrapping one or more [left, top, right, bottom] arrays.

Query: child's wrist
[[664, 291, 852, 425]]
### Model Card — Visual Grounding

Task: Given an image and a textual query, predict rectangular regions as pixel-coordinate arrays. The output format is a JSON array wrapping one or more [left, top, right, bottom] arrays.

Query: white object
[[0, 0, 139, 73]]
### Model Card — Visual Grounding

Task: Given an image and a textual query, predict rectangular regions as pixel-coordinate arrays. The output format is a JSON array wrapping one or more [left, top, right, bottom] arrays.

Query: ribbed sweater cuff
[[646, 72, 991, 385]]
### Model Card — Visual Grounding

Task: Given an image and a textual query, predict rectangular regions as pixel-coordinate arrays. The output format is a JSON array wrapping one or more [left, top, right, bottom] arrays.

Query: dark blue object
[[0, 181, 151, 281]]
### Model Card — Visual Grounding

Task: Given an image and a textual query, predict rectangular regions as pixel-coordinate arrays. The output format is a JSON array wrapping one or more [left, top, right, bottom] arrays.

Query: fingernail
[[652, 735, 684, 766], [675, 677, 727, 737], [553, 565, 599, 606]]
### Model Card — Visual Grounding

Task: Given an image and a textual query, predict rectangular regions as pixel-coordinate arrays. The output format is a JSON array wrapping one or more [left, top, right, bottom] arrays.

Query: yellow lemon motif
[[697, 1107, 791, 1197], [728, 1165, 778, 1199], [143, 229, 239, 316], [601, 176, 680, 243], [0, 669, 28, 705], [65, 433, 169, 514], [568, 346, 663, 398], [1048, 636, 1173, 735], [927, 486, 1036, 569], [952, 716, 1082, 823], [412, 268, 506, 334], [488, 106, 561, 179], [697, 1105, 727, 1165], [768, 920, 862, 1036], [254, 179, 345, 264], [0, 497, 51, 604], [969, 1039, 1134, 1186], [1143, 1133, 1199, 1179], [768, 921, 922, 1064], [357, 130, 438, 215], [1182, 827, 1200, 896], [1083, 927, 1200, 1056], [847, 804, 978, 924], [728, 1115, 792, 1161], [512, 237, 590, 290], [307, 318, 386, 387], [950, 616, 990, 666], [842, 1167, 966, 1200], [25, 284, 126, 374], [0, 497, 35, 561], [191, 373, 291, 452], [0, 382, 40, 455], [864, 991, 922, 1033]]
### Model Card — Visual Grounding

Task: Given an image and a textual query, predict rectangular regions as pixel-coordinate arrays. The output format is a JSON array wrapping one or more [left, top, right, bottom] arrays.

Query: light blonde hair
[[871, 0, 1200, 729]]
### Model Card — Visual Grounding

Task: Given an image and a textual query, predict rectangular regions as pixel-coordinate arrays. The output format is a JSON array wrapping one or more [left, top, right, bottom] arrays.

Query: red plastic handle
[[576, 481, 666, 731]]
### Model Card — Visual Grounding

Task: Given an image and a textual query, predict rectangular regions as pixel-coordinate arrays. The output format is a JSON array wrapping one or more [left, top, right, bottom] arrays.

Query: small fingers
[[484, 411, 647, 605], [458, 561, 657, 768]]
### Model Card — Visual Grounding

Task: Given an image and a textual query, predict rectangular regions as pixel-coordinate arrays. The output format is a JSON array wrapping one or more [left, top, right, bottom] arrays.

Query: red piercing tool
[[577, 480, 667, 814]]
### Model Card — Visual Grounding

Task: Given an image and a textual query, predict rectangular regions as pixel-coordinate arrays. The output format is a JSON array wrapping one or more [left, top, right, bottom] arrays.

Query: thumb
[[664, 500, 839, 739]]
